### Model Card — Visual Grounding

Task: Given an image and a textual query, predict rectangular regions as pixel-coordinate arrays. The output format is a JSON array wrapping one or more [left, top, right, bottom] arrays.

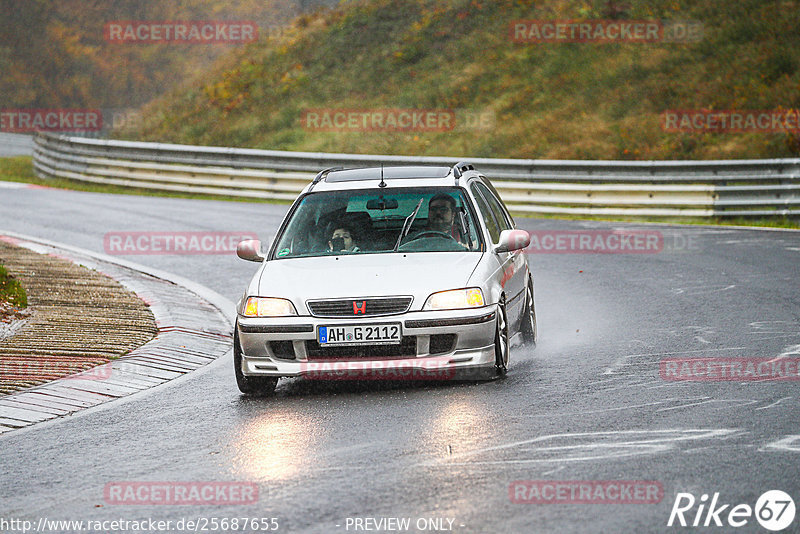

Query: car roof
[[304, 165, 481, 193], [326, 166, 450, 182]]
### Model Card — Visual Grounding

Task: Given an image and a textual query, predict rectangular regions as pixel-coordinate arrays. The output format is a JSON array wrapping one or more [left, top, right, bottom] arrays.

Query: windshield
[[272, 187, 484, 258]]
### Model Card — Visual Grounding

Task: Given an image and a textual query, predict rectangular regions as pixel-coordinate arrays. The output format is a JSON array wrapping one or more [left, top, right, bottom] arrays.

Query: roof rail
[[452, 161, 475, 182], [308, 167, 343, 191]]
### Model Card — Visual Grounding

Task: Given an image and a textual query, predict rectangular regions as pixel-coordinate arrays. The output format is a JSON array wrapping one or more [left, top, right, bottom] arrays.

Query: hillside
[[121, 0, 800, 160], [0, 0, 336, 110]]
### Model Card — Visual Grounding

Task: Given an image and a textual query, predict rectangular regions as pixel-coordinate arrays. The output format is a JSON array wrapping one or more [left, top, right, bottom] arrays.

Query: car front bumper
[[236, 306, 498, 380]]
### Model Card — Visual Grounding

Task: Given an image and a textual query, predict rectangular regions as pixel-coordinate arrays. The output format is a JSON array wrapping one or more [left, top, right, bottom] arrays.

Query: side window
[[476, 182, 512, 231], [482, 179, 515, 228], [470, 183, 500, 243]]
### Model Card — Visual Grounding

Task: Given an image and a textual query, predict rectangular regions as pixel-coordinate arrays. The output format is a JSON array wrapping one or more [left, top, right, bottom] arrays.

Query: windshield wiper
[[458, 207, 474, 249], [394, 198, 425, 251]]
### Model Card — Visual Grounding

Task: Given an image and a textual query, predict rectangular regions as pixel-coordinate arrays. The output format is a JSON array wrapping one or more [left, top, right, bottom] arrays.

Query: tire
[[521, 277, 537, 346], [494, 298, 510, 376], [234, 326, 278, 396]]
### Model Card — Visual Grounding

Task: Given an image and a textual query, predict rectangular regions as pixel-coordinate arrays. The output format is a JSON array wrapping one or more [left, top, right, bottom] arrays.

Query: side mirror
[[236, 240, 266, 262], [494, 229, 530, 254]]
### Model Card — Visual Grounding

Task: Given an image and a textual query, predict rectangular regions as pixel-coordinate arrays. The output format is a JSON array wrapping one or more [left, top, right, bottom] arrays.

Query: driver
[[425, 193, 461, 239], [401, 193, 468, 249]]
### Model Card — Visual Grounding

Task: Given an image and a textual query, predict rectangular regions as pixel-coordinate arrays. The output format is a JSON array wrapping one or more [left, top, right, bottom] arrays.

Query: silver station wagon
[[234, 163, 536, 395]]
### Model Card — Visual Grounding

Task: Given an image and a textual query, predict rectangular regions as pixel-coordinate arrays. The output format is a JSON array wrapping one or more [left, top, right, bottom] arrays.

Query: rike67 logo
[[668, 490, 796, 531]]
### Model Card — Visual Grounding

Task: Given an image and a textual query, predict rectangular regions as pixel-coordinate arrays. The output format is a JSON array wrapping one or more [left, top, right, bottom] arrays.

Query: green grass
[[0, 157, 36, 184], [0, 265, 26, 308]]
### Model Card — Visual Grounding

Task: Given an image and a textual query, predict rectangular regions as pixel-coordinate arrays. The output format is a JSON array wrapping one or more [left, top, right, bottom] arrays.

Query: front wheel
[[234, 327, 278, 396], [494, 299, 510, 376]]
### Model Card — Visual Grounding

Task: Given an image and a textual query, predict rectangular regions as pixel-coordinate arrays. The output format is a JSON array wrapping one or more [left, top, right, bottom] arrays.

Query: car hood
[[253, 252, 483, 312]]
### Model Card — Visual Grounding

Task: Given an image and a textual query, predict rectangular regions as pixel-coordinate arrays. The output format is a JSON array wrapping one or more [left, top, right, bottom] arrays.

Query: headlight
[[242, 297, 297, 317], [423, 288, 485, 310]]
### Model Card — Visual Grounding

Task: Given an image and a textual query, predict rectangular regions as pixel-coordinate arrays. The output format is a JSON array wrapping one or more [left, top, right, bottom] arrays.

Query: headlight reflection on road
[[430, 396, 493, 455], [232, 411, 320, 481], [399, 396, 494, 520]]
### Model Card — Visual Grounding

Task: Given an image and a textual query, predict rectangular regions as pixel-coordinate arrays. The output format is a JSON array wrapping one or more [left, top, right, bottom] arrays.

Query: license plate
[[318, 324, 401, 345]]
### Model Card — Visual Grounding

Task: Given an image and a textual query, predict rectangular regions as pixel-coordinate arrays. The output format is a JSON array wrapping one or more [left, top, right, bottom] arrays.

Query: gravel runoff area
[[0, 238, 158, 395], [0, 233, 234, 433]]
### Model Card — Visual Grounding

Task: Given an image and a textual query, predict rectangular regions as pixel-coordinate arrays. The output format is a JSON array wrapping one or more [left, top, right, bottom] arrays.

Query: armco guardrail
[[33, 132, 800, 217]]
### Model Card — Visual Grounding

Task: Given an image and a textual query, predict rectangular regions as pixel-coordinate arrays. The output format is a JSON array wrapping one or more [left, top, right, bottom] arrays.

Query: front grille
[[307, 297, 413, 317], [305, 336, 417, 359]]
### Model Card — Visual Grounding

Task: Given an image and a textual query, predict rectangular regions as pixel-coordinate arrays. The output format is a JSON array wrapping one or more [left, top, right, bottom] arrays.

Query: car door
[[469, 181, 516, 311], [473, 180, 528, 324]]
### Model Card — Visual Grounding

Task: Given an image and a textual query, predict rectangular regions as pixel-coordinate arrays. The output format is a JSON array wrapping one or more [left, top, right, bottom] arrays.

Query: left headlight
[[242, 297, 297, 317], [423, 288, 485, 311]]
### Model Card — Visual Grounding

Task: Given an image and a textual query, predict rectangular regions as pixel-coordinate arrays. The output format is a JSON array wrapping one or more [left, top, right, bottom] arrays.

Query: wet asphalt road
[[1, 184, 799, 533]]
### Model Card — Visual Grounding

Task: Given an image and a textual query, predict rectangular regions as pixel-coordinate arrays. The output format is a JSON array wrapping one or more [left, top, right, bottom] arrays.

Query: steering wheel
[[406, 230, 457, 242]]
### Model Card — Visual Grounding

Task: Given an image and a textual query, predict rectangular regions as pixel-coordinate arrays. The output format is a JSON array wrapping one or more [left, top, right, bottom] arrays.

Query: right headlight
[[423, 288, 485, 311], [242, 297, 297, 317]]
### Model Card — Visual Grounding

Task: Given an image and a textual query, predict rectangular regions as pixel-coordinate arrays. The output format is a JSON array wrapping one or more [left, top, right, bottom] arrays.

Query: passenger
[[328, 224, 360, 253]]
